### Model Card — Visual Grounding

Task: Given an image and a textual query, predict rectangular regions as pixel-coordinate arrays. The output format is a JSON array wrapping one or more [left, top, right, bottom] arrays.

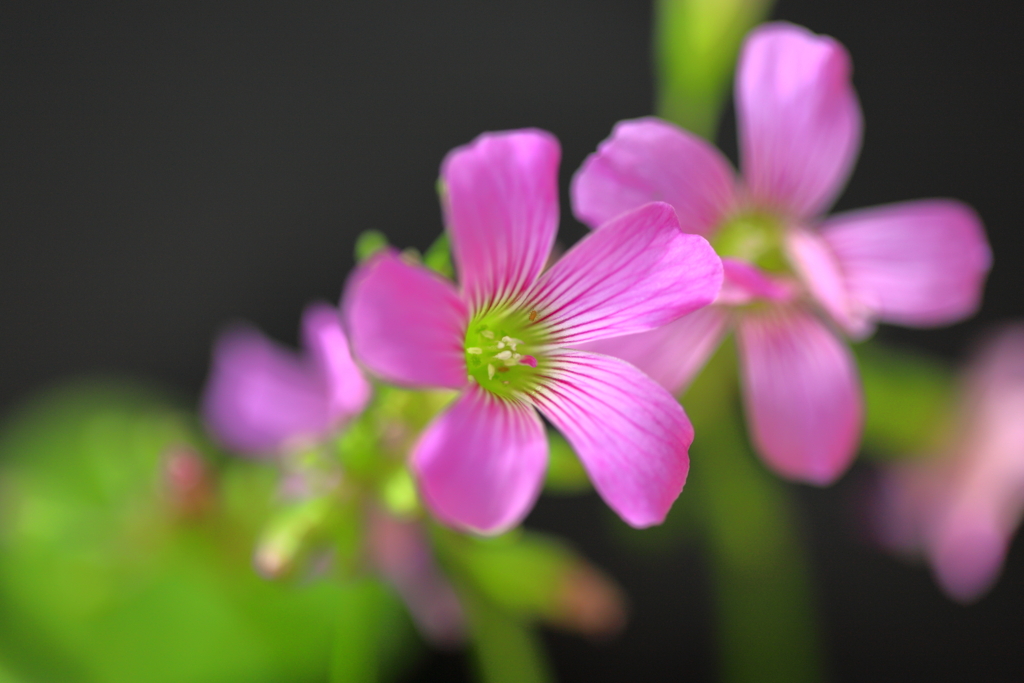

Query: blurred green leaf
[[423, 233, 454, 279], [544, 431, 591, 494], [855, 341, 957, 459], [355, 229, 389, 262], [0, 380, 415, 683], [654, 0, 774, 138], [463, 592, 553, 683]]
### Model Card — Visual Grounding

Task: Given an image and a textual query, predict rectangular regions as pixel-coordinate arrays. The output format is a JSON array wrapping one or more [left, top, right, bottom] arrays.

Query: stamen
[[487, 364, 495, 380], [496, 341, 505, 349], [466, 347, 483, 354], [495, 351, 512, 360], [481, 330, 495, 340]]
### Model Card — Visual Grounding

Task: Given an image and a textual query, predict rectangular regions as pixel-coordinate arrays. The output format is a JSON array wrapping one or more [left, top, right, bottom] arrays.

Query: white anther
[[495, 350, 512, 360], [487, 364, 495, 380], [481, 330, 495, 340], [501, 336, 512, 343], [496, 341, 505, 349], [508, 337, 524, 346], [467, 347, 483, 354]]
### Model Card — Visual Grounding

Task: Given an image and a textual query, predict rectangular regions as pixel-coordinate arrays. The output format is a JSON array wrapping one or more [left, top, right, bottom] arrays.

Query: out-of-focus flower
[[344, 129, 722, 534], [366, 508, 466, 647], [202, 302, 371, 456], [873, 326, 1024, 603], [572, 22, 991, 485]]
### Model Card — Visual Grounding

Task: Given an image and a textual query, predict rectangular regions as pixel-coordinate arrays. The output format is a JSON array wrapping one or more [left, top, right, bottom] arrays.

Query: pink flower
[[202, 303, 371, 456], [343, 129, 722, 534], [572, 22, 991, 484], [873, 326, 1024, 603]]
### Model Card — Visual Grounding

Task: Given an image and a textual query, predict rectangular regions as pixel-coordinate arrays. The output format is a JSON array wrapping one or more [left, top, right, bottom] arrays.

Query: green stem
[[685, 341, 825, 683]]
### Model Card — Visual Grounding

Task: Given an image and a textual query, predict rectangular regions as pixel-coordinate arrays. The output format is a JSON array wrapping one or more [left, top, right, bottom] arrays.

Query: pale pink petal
[[736, 306, 862, 484], [523, 202, 723, 345], [530, 350, 692, 528], [820, 200, 992, 328], [930, 508, 1007, 603], [441, 129, 560, 312], [301, 302, 372, 422], [785, 229, 874, 338], [202, 326, 330, 456], [577, 306, 730, 396], [737, 22, 862, 219], [717, 258, 798, 306], [342, 250, 468, 390], [367, 509, 466, 647], [571, 117, 737, 236], [413, 386, 547, 534]]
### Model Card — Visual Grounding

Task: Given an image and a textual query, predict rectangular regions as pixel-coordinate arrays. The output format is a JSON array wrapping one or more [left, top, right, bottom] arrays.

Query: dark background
[[2, 1, 1022, 681]]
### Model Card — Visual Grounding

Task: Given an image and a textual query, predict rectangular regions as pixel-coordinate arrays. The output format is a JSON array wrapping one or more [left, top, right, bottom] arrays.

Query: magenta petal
[[736, 306, 863, 484], [577, 306, 730, 396], [413, 386, 547, 534], [441, 129, 560, 312], [785, 229, 874, 338], [821, 200, 992, 328], [301, 302, 371, 421], [202, 326, 330, 456], [737, 22, 862, 219], [342, 251, 468, 390], [524, 202, 723, 345], [571, 117, 737, 235], [532, 350, 692, 528]]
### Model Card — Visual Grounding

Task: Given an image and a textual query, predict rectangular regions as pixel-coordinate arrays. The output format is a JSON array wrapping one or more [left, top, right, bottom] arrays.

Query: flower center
[[464, 307, 545, 398], [711, 212, 791, 275]]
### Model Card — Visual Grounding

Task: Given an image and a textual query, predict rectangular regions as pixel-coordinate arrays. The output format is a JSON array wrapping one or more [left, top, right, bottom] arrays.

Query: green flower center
[[711, 212, 791, 275], [464, 307, 547, 398]]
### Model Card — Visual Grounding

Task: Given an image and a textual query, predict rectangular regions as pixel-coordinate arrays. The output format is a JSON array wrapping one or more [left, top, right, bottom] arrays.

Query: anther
[[467, 347, 483, 354], [482, 330, 495, 340], [495, 351, 512, 360], [487, 364, 495, 380]]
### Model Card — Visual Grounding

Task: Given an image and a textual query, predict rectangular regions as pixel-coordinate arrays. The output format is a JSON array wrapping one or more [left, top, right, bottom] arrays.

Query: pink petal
[[931, 509, 1007, 603], [785, 228, 874, 338], [413, 386, 547, 534], [342, 250, 468, 390], [201, 325, 330, 456], [820, 200, 992, 328], [530, 350, 692, 528], [577, 306, 731, 396], [737, 22, 862, 219], [718, 258, 798, 306], [571, 117, 737, 236], [441, 129, 560, 313], [524, 202, 723, 345], [736, 306, 862, 484], [301, 302, 372, 422]]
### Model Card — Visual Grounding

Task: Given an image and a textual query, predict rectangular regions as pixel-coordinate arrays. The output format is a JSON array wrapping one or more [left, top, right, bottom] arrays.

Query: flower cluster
[[198, 20, 994, 638]]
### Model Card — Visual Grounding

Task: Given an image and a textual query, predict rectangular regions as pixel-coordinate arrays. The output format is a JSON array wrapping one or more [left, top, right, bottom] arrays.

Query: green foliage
[[423, 232, 455, 279], [544, 431, 591, 494], [355, 229, 389, 262], [855, 341, 957, 458], [0, 380, 415, 683]]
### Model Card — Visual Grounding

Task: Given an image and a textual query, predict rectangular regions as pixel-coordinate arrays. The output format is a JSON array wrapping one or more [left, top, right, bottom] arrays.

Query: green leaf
[[423, 232, 455, 279], [355, 229, 389, 262], [463, 592, 553, 683], [854, 341, 957, 458]]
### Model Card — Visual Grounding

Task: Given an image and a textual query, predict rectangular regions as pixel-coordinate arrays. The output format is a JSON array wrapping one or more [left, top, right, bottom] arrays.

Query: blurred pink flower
[[572, 22, 990, 485], [344, 129, 722, 534], [874, 326, 1024, 603], [202, 302, 371, 456], [366, 508, 466, 647]]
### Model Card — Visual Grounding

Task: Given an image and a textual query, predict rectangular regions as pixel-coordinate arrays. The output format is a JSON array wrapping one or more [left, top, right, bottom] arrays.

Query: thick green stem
[[685, 341, 825, 683]]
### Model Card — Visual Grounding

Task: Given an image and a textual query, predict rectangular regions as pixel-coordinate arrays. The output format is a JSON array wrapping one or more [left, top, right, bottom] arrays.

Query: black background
[[2, 1, 1023, 681]]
